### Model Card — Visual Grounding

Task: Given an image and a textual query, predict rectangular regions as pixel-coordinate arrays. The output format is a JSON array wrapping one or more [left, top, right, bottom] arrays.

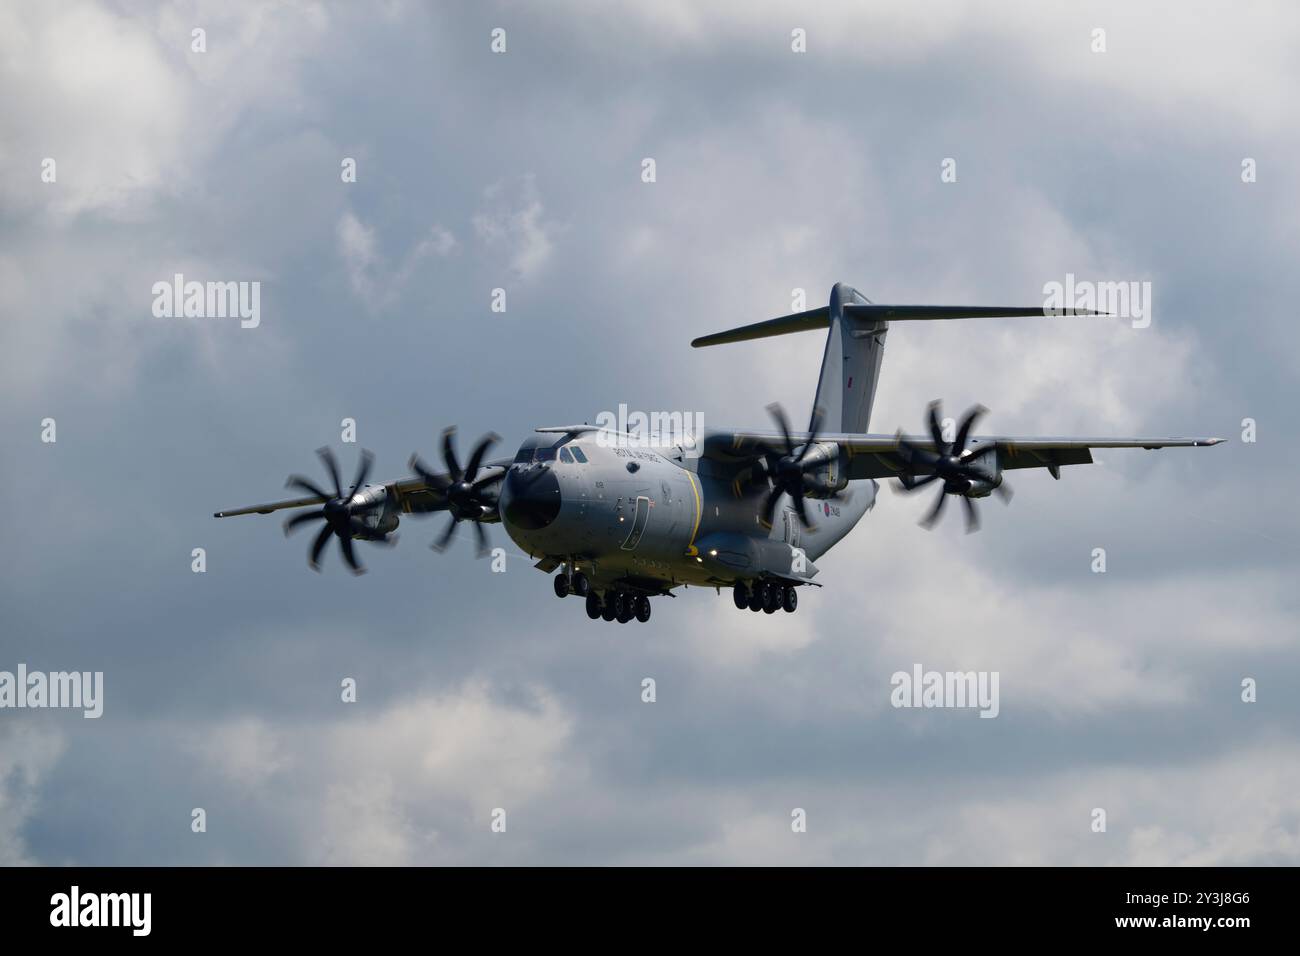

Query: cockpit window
[[535, 447, 557, 462], [513, 448, 534, 464], [559, 447, 574, 463], [571, 446, 588, 463]]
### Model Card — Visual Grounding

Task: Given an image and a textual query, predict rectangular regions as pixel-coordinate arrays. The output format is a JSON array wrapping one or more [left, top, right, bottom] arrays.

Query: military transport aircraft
[[214, 283, 1222, 624]]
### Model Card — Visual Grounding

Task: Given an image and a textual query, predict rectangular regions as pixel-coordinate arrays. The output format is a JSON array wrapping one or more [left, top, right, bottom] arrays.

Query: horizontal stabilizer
[[691, 307, 830, 348], [692, 304, 1106, 347], [843, 305, 1106, 322]]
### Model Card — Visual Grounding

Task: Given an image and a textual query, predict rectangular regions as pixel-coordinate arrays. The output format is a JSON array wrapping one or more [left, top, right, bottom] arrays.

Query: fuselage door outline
[[621, 495, 652, 550]]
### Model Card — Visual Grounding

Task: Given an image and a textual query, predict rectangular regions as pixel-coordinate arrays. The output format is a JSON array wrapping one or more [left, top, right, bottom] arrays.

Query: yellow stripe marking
[[685, 470, 702, 556]]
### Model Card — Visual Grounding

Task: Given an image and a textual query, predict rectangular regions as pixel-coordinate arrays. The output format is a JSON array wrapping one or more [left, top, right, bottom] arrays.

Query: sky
[[1, 0, 1298, 865]]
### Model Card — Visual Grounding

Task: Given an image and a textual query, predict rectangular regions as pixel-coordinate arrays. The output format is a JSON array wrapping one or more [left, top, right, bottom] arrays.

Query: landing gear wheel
[[601, 595, 618, 622], [572, 572, 589, 597], [782, 586, 798, 613], [615, 593, 633, 624], [553, 574, 569, 598], [748, 588, 764, 612], [585, 591, 602, 619], [763, 582, 780, 614], [634, 595, 651, 623], [733, 583, 749, 609]]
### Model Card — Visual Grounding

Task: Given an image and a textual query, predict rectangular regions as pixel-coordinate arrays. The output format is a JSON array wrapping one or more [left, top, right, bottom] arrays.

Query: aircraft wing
[[213, 457, 512, 518], [700, 429, 1224, 480]]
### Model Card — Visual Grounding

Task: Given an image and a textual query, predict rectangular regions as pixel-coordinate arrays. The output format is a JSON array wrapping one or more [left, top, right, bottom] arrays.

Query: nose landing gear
[[553, 566, 589, 599]]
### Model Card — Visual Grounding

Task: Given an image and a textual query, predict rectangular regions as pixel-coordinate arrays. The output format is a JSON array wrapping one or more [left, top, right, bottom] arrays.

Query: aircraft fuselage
[[498, 430, 876, 597]]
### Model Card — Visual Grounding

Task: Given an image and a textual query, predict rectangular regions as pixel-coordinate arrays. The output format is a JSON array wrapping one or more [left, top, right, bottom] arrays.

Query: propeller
[[895, 401, 1012, 533], [756, 403, 837, 529], [410, 426, 501, 557], [282, 447, 389, 574]]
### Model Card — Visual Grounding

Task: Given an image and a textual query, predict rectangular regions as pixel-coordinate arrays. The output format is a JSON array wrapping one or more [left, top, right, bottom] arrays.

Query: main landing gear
[[732, 580, 799, 614], [553, 567, 650, 623], [582, 590, 651, 624]]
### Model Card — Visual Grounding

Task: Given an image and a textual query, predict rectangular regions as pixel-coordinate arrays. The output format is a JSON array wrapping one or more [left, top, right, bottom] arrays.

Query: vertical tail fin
[[810, 283, 886, 434], [689, 283, 888, 433]]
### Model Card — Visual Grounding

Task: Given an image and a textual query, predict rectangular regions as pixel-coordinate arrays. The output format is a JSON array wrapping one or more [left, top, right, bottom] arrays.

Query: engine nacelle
[[958, 448, 1002, 499], [350, 484, 401, 535], [799, 442, 849, 498], [363, 511, 400, 535]]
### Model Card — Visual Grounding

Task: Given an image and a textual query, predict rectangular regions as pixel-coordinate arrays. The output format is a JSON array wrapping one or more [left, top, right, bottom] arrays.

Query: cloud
[[0, 723, 66, 866], [336, 211, 458, 309], [0, 1, 332, 222], [0, 2, 188, 221], [192, 681, 574, 865], [932, 740, 1300, 866], [541, 0, 1300, 133], [0, 2, 333, 405], [196, 717, 286, 789], [336, 211, 380, 300], [472, 175, 558, 280]]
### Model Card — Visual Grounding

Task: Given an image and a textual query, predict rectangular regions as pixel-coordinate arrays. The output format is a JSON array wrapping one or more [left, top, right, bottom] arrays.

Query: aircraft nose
[[502, 466, 562, 531]]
